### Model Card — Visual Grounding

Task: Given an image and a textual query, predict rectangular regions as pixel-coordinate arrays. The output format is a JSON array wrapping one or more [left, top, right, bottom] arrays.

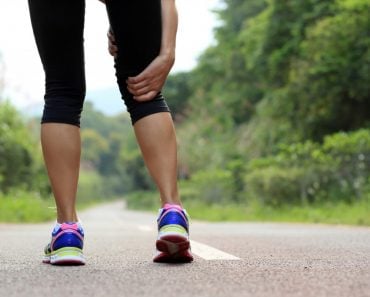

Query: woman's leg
[[106, 0, 192, 262], [133, 113, 181, 206], [41, 124, 80, 223], [28, 0, 86, 223], [106, 0, 181, 206]]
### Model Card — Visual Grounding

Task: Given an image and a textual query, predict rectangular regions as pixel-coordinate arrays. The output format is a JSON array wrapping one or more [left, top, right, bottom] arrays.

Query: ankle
[[160, 198, 182, 208], [56, 211, 79, 223]]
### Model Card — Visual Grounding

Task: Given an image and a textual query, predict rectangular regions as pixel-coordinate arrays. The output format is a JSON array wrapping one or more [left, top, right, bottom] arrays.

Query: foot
[[153, 204, 194, 263], [43, 222, 85, 265]]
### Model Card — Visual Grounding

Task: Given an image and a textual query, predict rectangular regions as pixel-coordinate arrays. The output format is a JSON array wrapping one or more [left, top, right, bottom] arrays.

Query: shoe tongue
[[163, 203, 182, 211]]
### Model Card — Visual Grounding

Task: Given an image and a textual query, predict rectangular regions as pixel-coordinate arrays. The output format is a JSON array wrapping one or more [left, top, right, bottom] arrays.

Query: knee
[[121, 90, 171, 125], [42, 87, 86, 127]]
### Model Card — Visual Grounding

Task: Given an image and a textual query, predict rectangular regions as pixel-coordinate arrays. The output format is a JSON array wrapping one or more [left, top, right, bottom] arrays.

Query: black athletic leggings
[[28, 0, 170, 126]]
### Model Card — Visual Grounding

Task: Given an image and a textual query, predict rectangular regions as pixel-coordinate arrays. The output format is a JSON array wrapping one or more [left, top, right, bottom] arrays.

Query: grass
[[0, 191, 55, 223], [186, 201, 370, 225], [1, 189, 369, 226], [0, 190, 109, 223], [125, 191, 370, 226]]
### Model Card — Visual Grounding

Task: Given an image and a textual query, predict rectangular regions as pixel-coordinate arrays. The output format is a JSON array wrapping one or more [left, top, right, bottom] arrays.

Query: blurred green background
[[0, 0, 369, 224]]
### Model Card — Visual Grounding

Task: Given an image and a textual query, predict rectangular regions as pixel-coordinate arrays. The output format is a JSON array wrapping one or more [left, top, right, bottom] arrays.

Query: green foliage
[[283, 0, 370, 140], [81, 129, 109, 168], [170, 0, 370, 217], [241, 0, 370, 150], [2, 0, 370, 225], [246, 166, 305, 206], [123, 192, 370, 225], [180, 169, 234, 204], [186, 0, 269, 126], [118, 148, 155, 192], [186, 200, 370, 225], [0, 54, 4, 98], [164, 72, 193, 120], [0, 190, 55, 222], [245, 129, 370, 206], [81, 102, 152, 196], [81, 101, 131, 137], [178, 115, 236, 174], [77, 170, 107, 204], [124, 190, 159, 211], [0, 102, 48, 194], [240, 0, 335, 86], [181, 0, 369, 157]]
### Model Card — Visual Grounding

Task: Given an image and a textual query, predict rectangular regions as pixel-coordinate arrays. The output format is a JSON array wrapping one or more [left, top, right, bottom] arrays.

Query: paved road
[[0, 201, 369, 297]]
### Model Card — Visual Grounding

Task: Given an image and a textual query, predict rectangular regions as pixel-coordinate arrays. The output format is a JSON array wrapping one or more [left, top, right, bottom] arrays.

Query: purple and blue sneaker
[[153, 204, 193, 263], [43, 222, 85, 265]]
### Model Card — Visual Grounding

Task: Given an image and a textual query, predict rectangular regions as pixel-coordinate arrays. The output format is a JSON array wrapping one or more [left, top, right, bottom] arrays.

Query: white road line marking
[[190, 240, 240, 260], [138, 225, 154, 232]]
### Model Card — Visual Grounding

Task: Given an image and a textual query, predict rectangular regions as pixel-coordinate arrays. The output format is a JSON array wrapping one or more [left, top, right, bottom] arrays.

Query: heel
[[154, 235, 193, 263], [156, 235, 190, 255]]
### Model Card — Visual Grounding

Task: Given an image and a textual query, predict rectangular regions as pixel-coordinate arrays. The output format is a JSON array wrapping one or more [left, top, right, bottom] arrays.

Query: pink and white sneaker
[[43, 222, 85, 265], [153, 204, 193, 263]]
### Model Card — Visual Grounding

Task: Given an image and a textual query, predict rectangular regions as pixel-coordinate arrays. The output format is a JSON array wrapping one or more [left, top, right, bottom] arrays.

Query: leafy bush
[[180, 169, 234, 204], [0, 102, 48, 194], [77, 170, 106, 204], [245, 129, 370, 206], [246, 166, 305, 206], [323, 130, 370, 200], [0, 190, 55, 222], [124, 190, 159, 211]]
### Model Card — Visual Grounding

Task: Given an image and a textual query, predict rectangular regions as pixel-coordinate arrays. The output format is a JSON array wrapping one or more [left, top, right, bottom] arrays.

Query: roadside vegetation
[[0, 0, 369, 224]]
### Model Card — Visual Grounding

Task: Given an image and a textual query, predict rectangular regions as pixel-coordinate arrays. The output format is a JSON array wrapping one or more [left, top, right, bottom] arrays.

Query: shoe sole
[[154, 235, 194, 263], [44, 247, 85, 265]]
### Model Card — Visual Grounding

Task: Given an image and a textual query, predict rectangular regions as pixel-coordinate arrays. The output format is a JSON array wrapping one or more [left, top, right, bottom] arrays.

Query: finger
[[127, 85, 153, 96], [127, 79, 151, 90], [127, 70, 164, 87], [127, 71, 151, 84], [108, 47, 115, 57], [108, 36, 116, 46], [107, 30, 116, 43], [129, 78, 164, 96], [133, 91, 158, 102], [108, 34, 116, 44], [109, 44, 118, 55]]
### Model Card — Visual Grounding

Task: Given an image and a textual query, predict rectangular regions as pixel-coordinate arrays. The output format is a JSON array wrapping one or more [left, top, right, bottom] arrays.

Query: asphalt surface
[[0, 201, 369, 297]]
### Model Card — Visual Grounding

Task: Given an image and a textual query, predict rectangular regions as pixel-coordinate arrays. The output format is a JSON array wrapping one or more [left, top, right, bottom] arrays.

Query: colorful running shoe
[[153, 204, 194, 263], [43, 222, 85, 265]]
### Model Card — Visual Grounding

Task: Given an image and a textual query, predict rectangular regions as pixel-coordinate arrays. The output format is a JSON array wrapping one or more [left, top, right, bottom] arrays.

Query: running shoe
[[43, 222, 85, 265], [153, 203, 194, 263]]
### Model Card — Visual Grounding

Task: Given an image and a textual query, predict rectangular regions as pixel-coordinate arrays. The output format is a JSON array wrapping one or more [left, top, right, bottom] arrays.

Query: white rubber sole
[[44, 247, 85, 265]]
